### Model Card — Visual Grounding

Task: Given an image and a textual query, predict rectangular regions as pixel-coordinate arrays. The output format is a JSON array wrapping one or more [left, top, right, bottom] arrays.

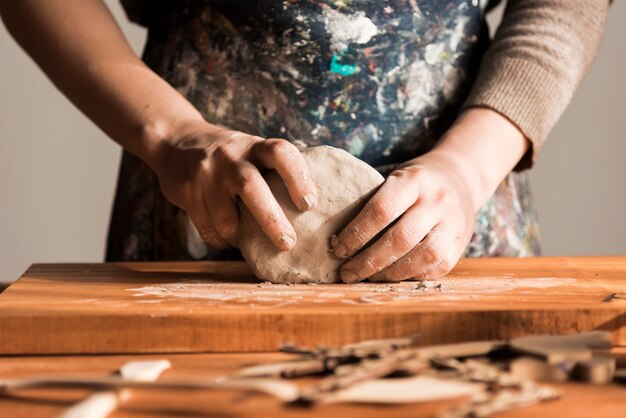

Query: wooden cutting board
[[0, 257, 625, 355]]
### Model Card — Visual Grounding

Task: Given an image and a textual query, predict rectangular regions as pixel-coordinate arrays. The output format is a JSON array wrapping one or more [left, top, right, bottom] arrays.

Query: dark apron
[[107, 0, 541, 262]]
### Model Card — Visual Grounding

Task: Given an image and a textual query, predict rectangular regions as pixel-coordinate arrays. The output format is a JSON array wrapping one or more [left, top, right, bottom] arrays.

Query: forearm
[[0, 0, 205, 169], [423, 0, 610, 211]]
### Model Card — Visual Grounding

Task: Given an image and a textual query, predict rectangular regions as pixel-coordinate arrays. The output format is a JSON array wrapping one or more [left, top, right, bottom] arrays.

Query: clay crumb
[[413, 281, 442, 292]]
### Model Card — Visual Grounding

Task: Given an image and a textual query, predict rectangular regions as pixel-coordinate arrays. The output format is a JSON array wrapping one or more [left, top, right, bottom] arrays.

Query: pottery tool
[[0, 375, 300, 402], [1, 333, 621, 418], [59, 360, 171, 418]]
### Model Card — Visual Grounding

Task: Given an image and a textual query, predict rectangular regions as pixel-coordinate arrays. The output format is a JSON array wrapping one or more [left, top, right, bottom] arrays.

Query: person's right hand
[[149, 121, 318, 251]]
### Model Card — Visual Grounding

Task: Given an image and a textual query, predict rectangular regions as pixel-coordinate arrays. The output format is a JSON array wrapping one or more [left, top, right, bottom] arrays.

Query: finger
[[339, 201, 439, 283], [232, 162, 297, 251], [251, 138, 318, 211], [205, 189, 240, 246], [369, 224, 458, 282], [331, 171, 420, 259], [186, 203, 229, 250]]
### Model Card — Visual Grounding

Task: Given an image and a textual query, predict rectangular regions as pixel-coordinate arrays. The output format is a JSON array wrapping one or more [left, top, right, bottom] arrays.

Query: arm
[[332, 108, 526, 283], [0, 0, 317, 250], [331, 0, 610, 283], [463, 0, 611, 170]]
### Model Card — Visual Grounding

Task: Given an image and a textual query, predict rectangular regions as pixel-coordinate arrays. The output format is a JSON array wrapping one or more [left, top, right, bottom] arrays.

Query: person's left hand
[[330, 152, 476, 283], [330, 108, 530, 283]]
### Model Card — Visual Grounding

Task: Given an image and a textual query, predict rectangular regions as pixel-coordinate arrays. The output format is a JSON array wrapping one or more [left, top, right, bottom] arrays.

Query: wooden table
[[1, 257, 625, 417]]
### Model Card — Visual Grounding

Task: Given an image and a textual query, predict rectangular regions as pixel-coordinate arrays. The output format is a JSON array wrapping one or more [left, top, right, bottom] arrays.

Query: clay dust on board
[[128, 277, 576, 309]]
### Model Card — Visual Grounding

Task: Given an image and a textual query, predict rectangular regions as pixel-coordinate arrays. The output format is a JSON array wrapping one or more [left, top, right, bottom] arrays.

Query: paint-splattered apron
[[108, 0, 541, 262]]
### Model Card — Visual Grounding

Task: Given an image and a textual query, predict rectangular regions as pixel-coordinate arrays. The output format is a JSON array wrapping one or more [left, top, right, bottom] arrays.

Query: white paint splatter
[[403, 61, 437, 115], [323, 10, 378, 52], [448, 16, 470, 51], [424, 43, 445, 66]]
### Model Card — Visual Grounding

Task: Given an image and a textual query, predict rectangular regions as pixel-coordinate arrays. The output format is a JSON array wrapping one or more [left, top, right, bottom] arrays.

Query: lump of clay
[[239, 145, 384, 283]]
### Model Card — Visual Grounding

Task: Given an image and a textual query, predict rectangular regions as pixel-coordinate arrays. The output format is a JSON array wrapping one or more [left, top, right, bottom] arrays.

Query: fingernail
[[341, 269, 360, 283], [301, 194, 317, 211], [330, 235, 349, 259], [280, 233, 297, 250]]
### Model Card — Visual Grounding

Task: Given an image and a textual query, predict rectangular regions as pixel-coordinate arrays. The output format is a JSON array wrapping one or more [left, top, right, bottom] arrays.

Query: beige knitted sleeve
[[462, 0, 610, 170]]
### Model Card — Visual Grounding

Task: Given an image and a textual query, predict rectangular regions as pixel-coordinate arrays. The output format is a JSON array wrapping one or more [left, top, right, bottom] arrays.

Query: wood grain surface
[[0, 257, 625, 354], [1, 350, 625, 418]]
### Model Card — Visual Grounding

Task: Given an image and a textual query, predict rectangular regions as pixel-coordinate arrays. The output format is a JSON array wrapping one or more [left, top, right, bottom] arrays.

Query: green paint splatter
[[330, 53, 359, 76], [346, 136, 365, 155]]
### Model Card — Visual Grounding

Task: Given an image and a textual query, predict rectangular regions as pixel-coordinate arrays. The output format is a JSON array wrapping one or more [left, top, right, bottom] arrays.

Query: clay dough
[[239, 145, 384, 283]]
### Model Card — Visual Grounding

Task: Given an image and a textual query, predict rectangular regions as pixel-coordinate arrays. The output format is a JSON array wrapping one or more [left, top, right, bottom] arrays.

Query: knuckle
[[369, 198, 394, 223], [197, 229, 222, 248], [230, 132, 261, 144], [418, 237, 454, 278], [435, 256, 454, 275], [362, 257, 378, 273], [256, 212, 282, 231], [265, 138, 291, 154], [390, 227, 416, 251], [434, 188, 458, 207], [265, 139, 301, 163], [418, 173, 436, 193], [234, 168, 260, 195], [393, 166, 418, 181], [219, 213, 240, 228], [388, 168, 420, 192], [391, 262, 413, 281], [216, 214, 239, 237], [386, 170, 405, 183], [195, 224, 214, 240], [422, 242, 444, 266], [245, 134, 265, 144], [400, 165, 426, 183], [420, 263, 451, 280], [211, 144, 234, 164], [187, 211, 217, 242], [378, 257, 410, 280]]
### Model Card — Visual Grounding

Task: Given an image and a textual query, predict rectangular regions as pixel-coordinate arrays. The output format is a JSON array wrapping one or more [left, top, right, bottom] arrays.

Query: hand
[[150, 121, 318, 251], [330, 152, 476, 283], [330, 108, 530, 283]]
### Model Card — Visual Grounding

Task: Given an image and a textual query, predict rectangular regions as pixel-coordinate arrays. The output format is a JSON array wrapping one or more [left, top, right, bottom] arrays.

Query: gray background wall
[[1, 1, 625, 283]]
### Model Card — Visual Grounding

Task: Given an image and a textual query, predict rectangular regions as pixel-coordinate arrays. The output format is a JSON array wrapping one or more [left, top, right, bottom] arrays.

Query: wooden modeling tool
[[59, 360, 171, 418]]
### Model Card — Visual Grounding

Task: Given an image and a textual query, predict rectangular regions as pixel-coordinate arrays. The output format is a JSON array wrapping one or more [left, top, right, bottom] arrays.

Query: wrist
[[427, 107, 530, 211], [136, 117, 220, 172]]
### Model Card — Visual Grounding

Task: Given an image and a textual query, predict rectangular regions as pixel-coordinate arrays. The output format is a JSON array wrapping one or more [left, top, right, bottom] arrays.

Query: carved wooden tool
[[236, 336, 420, 379], [59, 360, 171, 418], [0, 376, 300, 402]]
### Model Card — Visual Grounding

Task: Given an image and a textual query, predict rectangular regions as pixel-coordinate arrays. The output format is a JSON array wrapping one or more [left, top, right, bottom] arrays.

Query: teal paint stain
[[330, 53, 359, 76]]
